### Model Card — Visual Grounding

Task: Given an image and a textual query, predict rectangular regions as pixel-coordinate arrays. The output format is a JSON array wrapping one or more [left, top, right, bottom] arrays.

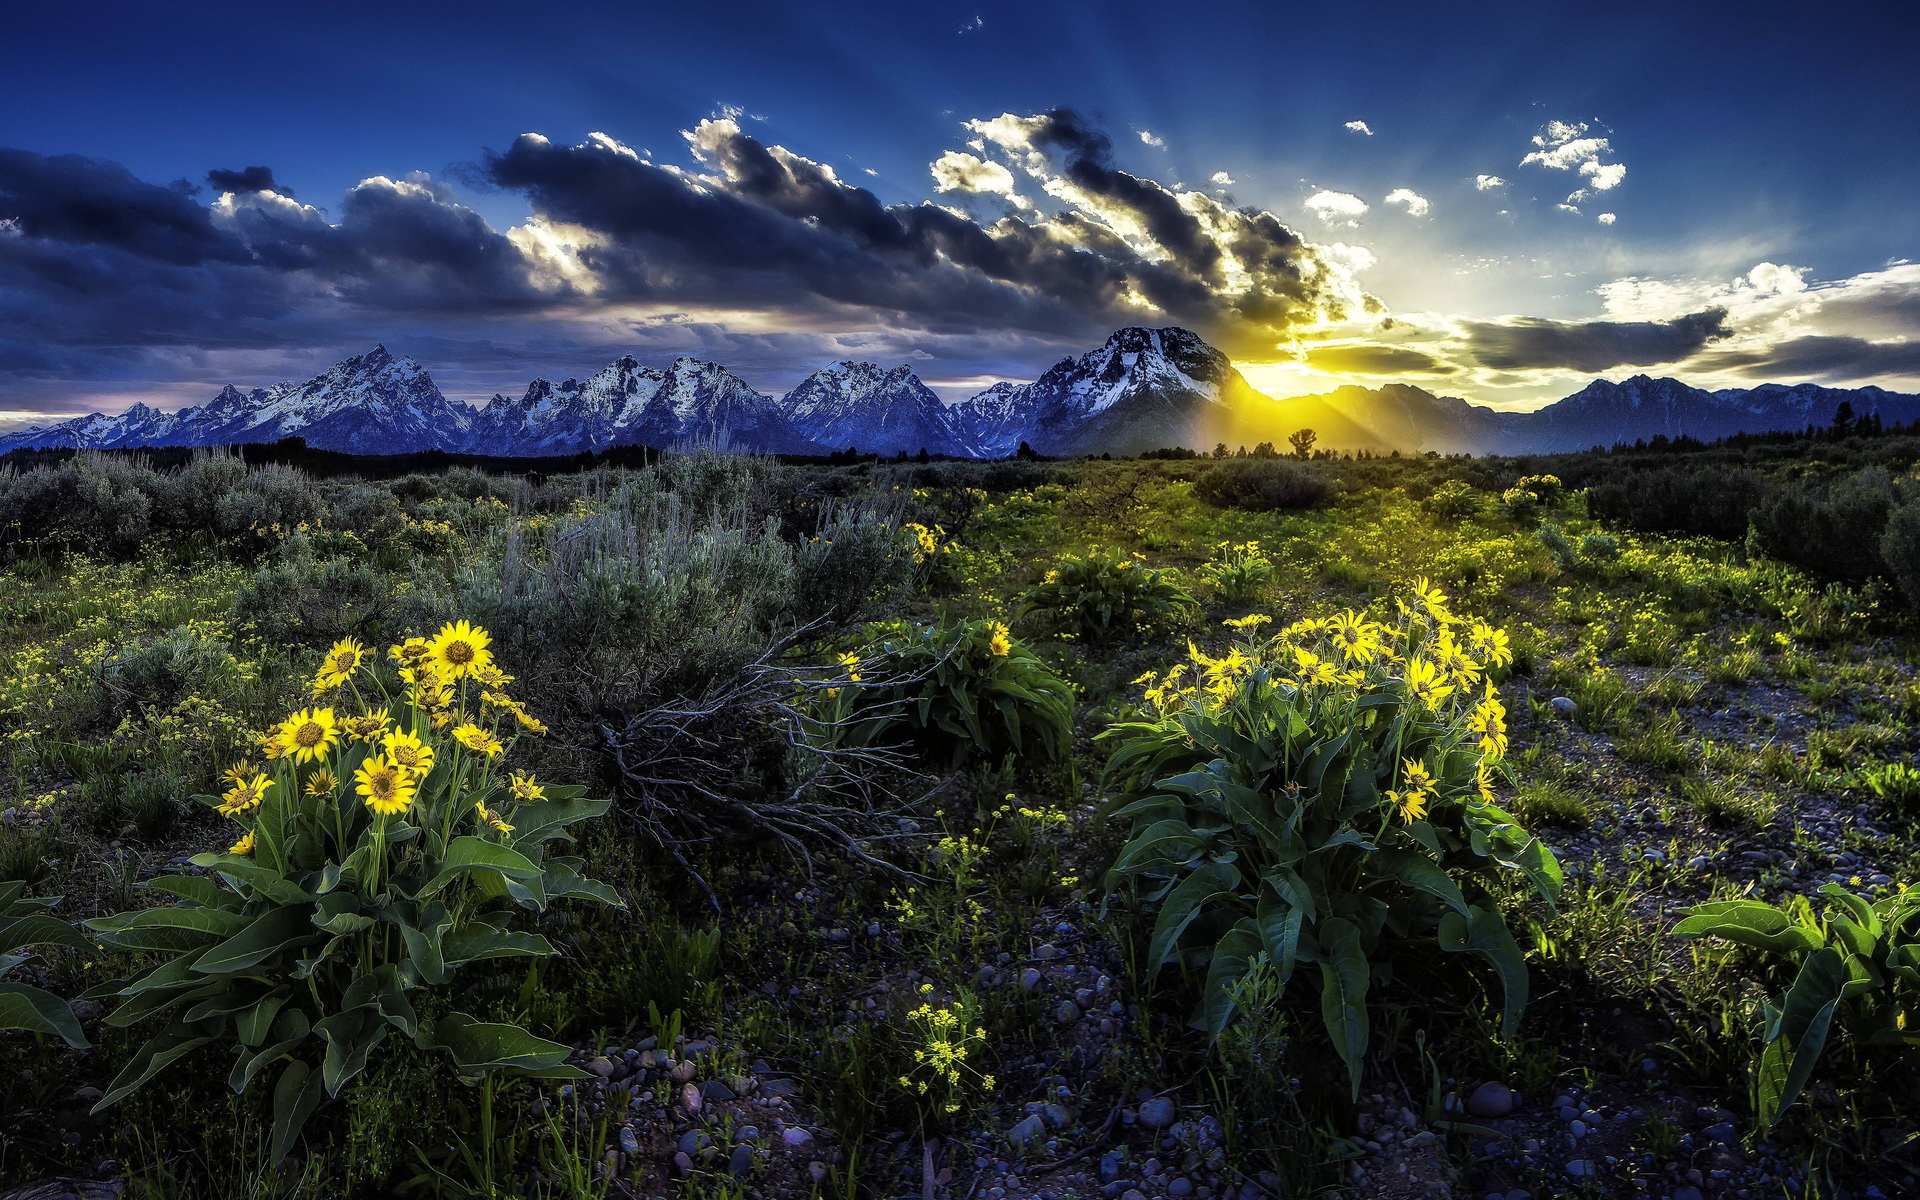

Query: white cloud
[[1384, 188, 1430, 217], [1344, 120, 1373, 136], [1555, 203, 1582, 214], [1475, 175, 1506, 191], [1521, 119, 1627, 199], [1139, 130, 1164, 148], [929, 150, 1030, 209], [1580, 160, 1626, 190], [1597, 212, 1617, 225], [1210, 170, 1235, 187], [1305, 190, 1369, 224]]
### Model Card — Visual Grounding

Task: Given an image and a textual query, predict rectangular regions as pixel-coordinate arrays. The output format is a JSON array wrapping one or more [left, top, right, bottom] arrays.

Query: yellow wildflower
[[427, 620, 493, 682], [508, 772, 546, 803], [1403, 658, 1455, 708], [382, 730, 436, 776], [304, 768, 338, 798], [275, 707, 339, 764], [217, 772, 274, 817], [342, 709, 392, 743], [986, 621, 1012, 658], [452, 722, 504, 757], [228, 831, 256, 856], [354, 755, 416, 817]]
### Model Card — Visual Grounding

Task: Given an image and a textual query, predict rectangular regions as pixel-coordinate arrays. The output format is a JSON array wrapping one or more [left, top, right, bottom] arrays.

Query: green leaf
[[1148, 861, 1242, 974], [1673, 901, 1826, 955], [270, 1059, 326, 1163], [1756, 947, 1848, 1128], [191, 906, 319, 975], [440, 925, 557, 969], [186, 855, 312, 906], [1370, 850, 1469, 918], [86, 906, 246, 953], [0, 913, 93, 954], [94, 1033, 218, 1110], [421, 1012, 582, 1075], [1439, 906, 1530, 1039], [1199, 921, 1263, 1037], [316, 1006, 389, 1096], [145, 874, 229, 909], [1318, 916, 1371, 1102], [0, 981, 89, 1047], [416, 837, 542, 902]]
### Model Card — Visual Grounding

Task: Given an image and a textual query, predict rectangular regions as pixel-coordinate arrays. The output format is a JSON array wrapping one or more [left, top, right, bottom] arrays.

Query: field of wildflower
[[1, 440, 1917, 1199]]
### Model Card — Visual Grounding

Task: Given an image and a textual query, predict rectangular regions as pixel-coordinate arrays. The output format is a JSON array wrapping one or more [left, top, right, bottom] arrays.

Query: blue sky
[[3, 0, 1916, 424]]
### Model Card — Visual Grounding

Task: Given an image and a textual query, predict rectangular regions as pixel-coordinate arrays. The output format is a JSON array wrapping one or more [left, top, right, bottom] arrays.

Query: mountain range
[[4, 329, 1914, 459]]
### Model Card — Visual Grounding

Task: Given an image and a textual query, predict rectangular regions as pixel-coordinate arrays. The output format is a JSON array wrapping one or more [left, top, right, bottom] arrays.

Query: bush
[[1674, 885, 1920, 1130], [1750, 468, 1903, 582], [126, 769, 188, 840], [86, 625, 614, 1162], [1423, 480, 1483, 520], [92, 628, 236, 725], [834, 615, 1074, 772], [1197, 540, 1275, 604], [1880, 499, 1920, 609], [231, 547, 399, 646], [1102, 584, 1560, 1097], [1586, 464, 1768, 540], [1018, 548, 1199, 644], [1192, 460, 1334, 511]]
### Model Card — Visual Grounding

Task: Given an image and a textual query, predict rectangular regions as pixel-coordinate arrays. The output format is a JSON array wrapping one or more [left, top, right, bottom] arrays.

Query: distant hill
[[4, 329, 1912, 458]]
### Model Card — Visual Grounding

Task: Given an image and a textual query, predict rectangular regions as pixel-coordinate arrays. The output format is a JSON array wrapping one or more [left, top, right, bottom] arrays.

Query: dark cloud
[[0, 148, 250, 265], [1305, 343, 1455, 374], [1692, 334, 1920, 380], [207, 165, 289, 196], [1462, 308, 1732, 371]]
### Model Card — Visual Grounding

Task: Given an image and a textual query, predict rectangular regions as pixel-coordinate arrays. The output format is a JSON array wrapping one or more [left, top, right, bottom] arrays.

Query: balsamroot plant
[[1018, 548, 1199, 644], [0, 880, 92, 1047], [85, 622, 616, 1161], [1101, 583, 1561, 1098], [1674, 883, 1920, 1130], [1197, 540, 1275, 604], [826, 616, 1075, 771]]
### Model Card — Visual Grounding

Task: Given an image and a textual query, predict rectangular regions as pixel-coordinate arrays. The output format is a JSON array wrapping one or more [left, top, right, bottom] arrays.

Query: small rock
[[1138, 1096, 1179, 1129], [1020, 968, 1044, 992], [1673, 1188, 1704, 1200], [701, 1079, 737, 1103], [1702, 1123, 1738, 1146], [670, 1059, 697, 1083], [1565, 1159, 1594, 1178], [672, 1151, 694, 1177], [1009, 1114, 1047, 1150], [585, 1056, 616, 1079], [762, 1078, 801, 1097], [1169, 1179, 1194, 1197], [619, 1125, 641, 1156], [1054, 1000, 1081, 1024], [679, 1082, 703, 1114], [782, 1127, 814, 1149], [1466, 1082, 1515, 1119], [1549, 696, 1577, 718], [728, 1144, 753, 1177]]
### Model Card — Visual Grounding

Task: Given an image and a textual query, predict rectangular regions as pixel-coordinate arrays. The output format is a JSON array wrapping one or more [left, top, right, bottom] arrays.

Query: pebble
[[1009, 1114, 1047, 1149], [1021, 968, 1044, 992], [1138, 1096, 1179, 1129], [728, 1144, 753, 1177], [585, 1056, 615, 1079], [678, 1082, 702, 1114], [1566, 1159, 1594, 1178], [782, 1127, 814, 1149], [1549, 696, 1577, 718], [1168, 1179, 1194, 1197], [618, 1125, 640, 1156], [1466, 1082, 1515, 1118]]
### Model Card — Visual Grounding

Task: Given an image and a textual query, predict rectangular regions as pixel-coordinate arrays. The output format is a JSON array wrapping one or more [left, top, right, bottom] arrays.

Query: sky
[[3, 0, 1917, 429]]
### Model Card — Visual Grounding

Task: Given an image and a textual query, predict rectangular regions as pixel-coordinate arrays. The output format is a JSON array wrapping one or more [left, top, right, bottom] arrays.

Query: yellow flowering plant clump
[[814, 615, 1073, 771], [1018, 547, 1199, 645], [1197, 540, 1276, 604], [1102, 581, 1560, 1100], [896, 985, 994, 1118], [83, 621, 616, 1163]]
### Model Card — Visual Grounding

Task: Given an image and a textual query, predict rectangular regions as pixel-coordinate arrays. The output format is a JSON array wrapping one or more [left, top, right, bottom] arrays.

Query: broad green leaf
[[0, 981, 89, 1047], [86, 906, 245, 953], [417, 837, 541, 901], [95, 1033, 218, 1110], [1370, 850, 1469, 918], [191, 906, 319, 976], [422, 1012, 583, 1075], [1756, 947, 1847, 1128], [1439, 906, 1529, 1038], [1148, 861, 1242, 974], [1673, 901, 1826, 955], [270, 1059, 326, 1163], [1318, 916, 1370, 1101], [1199, 922, 1263, 1037]]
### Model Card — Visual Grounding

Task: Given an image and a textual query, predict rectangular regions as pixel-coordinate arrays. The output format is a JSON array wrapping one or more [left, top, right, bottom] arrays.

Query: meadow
[[0, 436, 1916, 1200]]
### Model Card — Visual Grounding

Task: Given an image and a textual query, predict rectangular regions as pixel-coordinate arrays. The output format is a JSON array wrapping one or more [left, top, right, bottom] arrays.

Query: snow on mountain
[[5, 334, 1917, 461], [468, 355, 820, 455], [775, 361, 964, 455], [952, 326, 1259, 456], [0, 345, 473, 456]]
